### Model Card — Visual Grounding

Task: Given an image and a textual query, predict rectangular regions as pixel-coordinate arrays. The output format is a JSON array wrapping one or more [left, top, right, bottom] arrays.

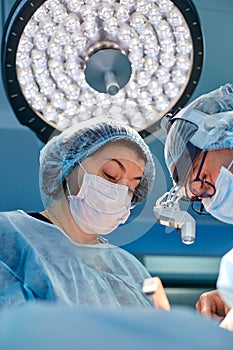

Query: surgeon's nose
[[190, 180, 203, 197]]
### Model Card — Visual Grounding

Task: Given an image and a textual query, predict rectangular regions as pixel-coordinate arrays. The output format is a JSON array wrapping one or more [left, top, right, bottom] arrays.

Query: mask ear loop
[[227, 159, 233, 171], [66, 162, 87, 197], [66, 181, 72, 197], [79, 162, 87, 173]]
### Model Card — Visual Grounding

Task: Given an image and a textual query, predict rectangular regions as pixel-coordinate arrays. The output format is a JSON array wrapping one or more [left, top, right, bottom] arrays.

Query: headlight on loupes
[[153, 185, 196, 245]]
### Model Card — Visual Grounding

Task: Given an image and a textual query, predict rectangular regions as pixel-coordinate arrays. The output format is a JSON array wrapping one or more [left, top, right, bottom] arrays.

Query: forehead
[[95, 142, 145, 164]]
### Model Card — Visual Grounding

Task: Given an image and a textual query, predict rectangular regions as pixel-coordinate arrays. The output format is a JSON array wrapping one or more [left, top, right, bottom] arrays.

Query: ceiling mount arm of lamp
[[84, 46, 132, 96], [104, 70, 120, 96], [153, 185, 196, 245]]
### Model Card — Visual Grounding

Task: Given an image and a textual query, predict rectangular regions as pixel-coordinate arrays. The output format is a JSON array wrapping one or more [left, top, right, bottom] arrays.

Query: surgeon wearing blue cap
[[163, 83, 233, 330], [0, 118, 156, 310]]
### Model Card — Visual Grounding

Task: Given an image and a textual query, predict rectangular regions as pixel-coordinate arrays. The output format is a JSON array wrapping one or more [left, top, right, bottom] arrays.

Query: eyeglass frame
[[188, 150, 216, 215]]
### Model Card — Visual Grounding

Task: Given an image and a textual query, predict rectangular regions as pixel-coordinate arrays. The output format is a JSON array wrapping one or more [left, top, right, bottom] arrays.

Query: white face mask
[[67, 167, 131, 235], [202, 160, 233, 225]]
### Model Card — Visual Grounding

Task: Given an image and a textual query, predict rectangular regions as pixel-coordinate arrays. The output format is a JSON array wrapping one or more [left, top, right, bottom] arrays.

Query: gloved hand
[[196, 289, 230, 321], [143, 277, 170, 311]]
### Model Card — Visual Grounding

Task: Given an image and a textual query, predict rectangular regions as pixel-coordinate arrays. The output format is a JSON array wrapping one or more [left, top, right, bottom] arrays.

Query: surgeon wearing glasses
[[184, 149, 233, 218], [163, 83, 233, 330]]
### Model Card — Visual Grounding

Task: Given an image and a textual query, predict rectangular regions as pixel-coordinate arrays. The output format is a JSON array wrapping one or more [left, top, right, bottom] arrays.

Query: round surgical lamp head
[[2, 0, 204, 143]]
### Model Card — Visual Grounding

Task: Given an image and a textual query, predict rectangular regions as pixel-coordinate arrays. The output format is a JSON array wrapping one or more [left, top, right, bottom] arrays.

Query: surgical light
[[153, 185, 196, 244], [2, 0, 203, 142]]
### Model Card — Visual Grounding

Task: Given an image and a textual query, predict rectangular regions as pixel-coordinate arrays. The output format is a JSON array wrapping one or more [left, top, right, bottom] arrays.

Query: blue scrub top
[[0, 210, 153, 309]]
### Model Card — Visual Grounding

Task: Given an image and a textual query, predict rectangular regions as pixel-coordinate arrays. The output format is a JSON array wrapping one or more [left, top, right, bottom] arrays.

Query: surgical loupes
[[153, 185, 196, 244]]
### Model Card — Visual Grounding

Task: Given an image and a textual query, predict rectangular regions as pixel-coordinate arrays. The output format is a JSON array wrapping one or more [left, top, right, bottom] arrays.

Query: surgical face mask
[[202, 160, 233, 225], [67, 166, 131, 235]]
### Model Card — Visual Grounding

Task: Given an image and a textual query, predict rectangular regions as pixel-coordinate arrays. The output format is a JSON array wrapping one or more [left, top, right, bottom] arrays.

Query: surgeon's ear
[[66, 165, 83, 196]]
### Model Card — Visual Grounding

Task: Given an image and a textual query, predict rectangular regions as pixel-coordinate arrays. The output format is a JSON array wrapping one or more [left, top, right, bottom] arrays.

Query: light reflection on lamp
[[2, 0, 203, 143]]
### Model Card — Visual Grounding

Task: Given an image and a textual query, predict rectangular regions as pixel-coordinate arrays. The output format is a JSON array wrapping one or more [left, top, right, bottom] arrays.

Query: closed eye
[[103, 172, 116, 181]]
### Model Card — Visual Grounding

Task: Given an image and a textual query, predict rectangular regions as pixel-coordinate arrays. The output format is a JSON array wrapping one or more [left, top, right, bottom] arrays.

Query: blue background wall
[[0, 0, 233, 259]]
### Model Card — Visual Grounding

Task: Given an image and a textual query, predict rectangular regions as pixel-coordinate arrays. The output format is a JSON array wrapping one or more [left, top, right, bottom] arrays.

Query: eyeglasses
[[189, 151, 216, 215]]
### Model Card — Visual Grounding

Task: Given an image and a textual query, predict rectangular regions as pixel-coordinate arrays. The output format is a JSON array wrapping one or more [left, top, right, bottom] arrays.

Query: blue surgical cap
[[165, 83, 233, 178], [40, 118, 155, 208]]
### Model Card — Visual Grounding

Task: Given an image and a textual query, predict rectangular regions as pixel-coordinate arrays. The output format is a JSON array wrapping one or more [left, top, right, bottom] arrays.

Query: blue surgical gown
[[0, 210, 153, 309]]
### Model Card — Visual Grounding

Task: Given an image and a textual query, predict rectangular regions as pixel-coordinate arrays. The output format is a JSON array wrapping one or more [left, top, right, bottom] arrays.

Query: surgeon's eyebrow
[[111, 158, 143, 181]]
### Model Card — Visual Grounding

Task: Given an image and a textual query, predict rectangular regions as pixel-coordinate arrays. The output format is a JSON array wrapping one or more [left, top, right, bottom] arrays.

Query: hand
[[196, 290, 230, 321], [151, 277, 170, 311], [143, 277, 170, 311]]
